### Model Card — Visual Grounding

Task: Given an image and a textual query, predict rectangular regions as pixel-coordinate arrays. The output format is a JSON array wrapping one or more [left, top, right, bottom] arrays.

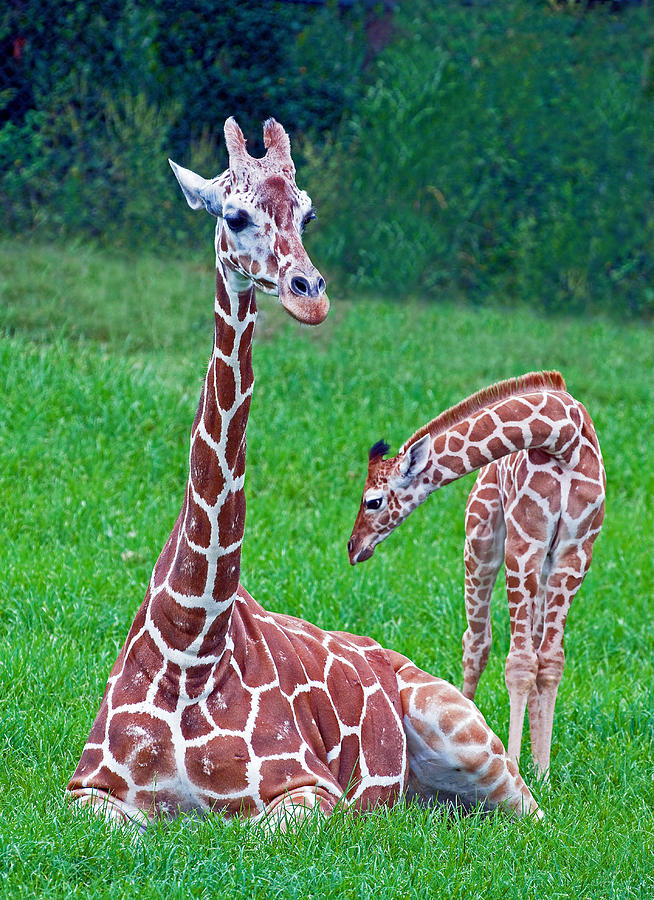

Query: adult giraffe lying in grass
[[67, 119, 541, 832]]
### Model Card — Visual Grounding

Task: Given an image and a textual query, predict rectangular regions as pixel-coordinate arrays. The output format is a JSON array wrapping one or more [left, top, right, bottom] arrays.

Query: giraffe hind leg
[[393, 657, 542, 819], [503, 519, 551, 766], [462, 471, 506, 700], [527, 538, 595, 778]]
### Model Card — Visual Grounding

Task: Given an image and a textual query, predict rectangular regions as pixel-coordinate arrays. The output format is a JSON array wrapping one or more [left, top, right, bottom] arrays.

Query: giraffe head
[[347, 434, 432, 564], [169, 117, 329, 325]]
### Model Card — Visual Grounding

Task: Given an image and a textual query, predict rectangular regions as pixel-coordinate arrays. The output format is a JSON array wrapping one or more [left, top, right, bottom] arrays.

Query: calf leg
[[529, 537, 596, 778], [463, 469, 505, 699]]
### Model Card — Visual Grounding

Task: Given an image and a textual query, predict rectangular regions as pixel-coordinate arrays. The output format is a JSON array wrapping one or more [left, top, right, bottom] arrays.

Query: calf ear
[[168, 160, 223, 217], [399, 434, 431, 480]]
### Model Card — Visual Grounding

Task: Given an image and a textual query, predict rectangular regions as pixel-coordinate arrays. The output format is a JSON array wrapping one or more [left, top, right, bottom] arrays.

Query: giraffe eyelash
[[224, 210, 252, 233], [301, 208, 317, 232]]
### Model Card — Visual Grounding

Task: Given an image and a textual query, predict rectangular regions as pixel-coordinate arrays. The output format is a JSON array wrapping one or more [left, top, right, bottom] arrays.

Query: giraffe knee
[[505, 651, 538, 696], [536, 649, 565, 690]]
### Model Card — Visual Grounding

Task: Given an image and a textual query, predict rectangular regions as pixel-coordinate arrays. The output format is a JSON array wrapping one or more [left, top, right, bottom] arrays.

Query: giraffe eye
[[301, 208, 317, 233], [365, 497, 383, 511], [224, 210, 251, 233]]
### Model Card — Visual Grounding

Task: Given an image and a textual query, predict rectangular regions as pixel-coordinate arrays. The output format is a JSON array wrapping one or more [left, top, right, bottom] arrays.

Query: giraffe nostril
[[347, 538, 354, 554], [316, 276, 326, 295], [290, 275, 311, 296]]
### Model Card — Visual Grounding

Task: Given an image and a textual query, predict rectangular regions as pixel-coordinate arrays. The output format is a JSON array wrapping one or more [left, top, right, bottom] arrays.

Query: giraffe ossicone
[[348, 370, 606, 778], [67, 118, 541, 833]]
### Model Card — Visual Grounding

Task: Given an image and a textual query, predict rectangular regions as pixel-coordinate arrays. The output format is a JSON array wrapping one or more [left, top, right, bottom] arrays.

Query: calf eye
[[365, 497, 383, 511], [224, 211, 251, 233]]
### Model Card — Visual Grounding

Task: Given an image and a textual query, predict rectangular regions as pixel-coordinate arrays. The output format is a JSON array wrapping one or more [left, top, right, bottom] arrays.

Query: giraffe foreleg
[[252, 786, 342, 832], [462, 469, 506, 700], [390, 655, 542, 819], [67, 788, 150, 835]]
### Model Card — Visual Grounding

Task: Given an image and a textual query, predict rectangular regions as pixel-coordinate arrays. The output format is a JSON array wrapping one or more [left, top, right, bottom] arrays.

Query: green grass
[[1, 238, 653, 898]]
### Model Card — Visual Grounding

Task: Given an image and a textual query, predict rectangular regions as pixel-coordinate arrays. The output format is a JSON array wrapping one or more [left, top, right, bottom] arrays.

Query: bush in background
[[1, 0, 652, 317], [303, 0, 654, 316], [0, 0, 366, 248]]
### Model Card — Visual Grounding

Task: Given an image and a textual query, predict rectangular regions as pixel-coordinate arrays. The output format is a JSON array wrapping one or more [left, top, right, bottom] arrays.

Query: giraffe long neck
[[421, 389, 582, 496], [146, 263, 256, 660]]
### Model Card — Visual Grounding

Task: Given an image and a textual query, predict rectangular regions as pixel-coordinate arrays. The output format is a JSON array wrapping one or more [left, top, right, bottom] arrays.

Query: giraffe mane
[[369, 439, 390, 461], [399, 370, 567, 455]]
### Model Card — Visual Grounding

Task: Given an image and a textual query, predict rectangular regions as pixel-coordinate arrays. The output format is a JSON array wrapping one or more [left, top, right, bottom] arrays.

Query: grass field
[[1, 238, 652, 898]]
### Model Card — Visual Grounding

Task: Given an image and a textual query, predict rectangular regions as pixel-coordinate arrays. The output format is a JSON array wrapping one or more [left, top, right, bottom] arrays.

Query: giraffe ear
[[398, 434, 431, 480], [168, 160, 223, 217], [263, 118, 295, 176]]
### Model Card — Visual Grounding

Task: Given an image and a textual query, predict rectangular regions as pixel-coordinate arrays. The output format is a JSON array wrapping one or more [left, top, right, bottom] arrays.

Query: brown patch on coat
[[308, 686, 342, 757], [109, 712, 176, 786], [452, 719, 489, 746], [214, 356, 237, 410], [251, 690, 302, 756], [216, 319, 236, 357], [239, 321, 255, 388], [230, 628, 276, 690], [225, 403, 251, 472], [258, 757, 321, 803], [208, 548, 241, 610], [87, 766, 130, 798], [216, 489, 246, 553], [327, 663, 365, 728], [185, 664, 214, 700], [153, 661, 182, 713], [153, 528, 178, 590], [487, 436, 512, 458], [87, 701, 109, 745], [336, 732, 362, 793], [478, 756, 505, 786], [186, 505, 213, 550], [112, 631, 164, 707], [167, 540, 209, 599], [180, 703, 214, 741], [360, 691, 405, 777], [437, 454, 468, 476], [185, 734, 250, 793], [150, 592, 207, 650], [205, 678, 252, 731], [468, 413, 497, 445], [191, 434, 226, 507]]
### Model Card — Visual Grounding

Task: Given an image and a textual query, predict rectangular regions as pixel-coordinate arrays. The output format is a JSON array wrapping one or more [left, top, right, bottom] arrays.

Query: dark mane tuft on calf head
[[369, 439, 390, 461]]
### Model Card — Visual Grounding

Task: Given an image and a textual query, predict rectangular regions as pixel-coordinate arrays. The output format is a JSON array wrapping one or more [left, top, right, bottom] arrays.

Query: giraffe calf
[[348, 371, 605, 779]]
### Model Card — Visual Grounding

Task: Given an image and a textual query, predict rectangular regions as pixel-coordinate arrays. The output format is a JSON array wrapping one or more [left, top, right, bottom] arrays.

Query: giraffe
[[67, 119, 541, 833], [347, 370, 606, 779]]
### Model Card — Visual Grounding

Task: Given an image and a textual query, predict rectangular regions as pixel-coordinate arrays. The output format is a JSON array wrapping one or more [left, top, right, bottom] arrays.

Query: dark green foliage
[[304, 0, 654, 316], [0, 0, 365, 244], [0, 0, 652, 318]]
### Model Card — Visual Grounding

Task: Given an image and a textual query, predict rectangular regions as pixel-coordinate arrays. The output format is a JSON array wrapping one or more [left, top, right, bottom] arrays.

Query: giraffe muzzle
[[347, 537, 375, 565], [279, 268, 329, 325]]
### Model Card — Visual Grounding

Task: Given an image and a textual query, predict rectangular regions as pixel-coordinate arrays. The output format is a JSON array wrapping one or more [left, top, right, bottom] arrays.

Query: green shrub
[[0, 0, 365, 248], [303, 0, 654, 316]]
